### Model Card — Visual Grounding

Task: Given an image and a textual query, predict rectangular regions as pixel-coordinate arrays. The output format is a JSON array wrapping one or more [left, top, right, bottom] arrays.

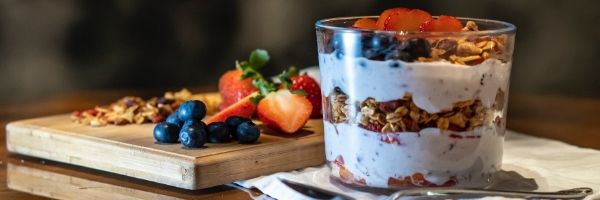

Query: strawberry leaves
[[278, 66, 299, 89], [235, 49, 306, 104], [249, 49, 270, 68]]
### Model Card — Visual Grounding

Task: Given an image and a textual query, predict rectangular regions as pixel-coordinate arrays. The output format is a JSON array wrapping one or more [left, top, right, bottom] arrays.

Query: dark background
[[0, 0, 598, 103]]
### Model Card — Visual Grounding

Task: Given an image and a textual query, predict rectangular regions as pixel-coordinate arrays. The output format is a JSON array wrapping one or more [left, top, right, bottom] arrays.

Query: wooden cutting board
[[5, 94, 325, 190]]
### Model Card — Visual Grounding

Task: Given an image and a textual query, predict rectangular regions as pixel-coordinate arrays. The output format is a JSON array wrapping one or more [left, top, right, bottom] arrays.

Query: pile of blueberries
[[153, 100, 260, 148], [328, 32, 431, 62]]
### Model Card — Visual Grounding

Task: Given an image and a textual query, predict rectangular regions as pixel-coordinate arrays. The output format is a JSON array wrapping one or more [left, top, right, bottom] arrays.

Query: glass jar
[[316, 16, 516, 188]]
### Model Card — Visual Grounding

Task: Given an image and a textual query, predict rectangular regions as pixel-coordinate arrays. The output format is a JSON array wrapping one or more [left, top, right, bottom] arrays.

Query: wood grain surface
[[5, 92, 325, 190]]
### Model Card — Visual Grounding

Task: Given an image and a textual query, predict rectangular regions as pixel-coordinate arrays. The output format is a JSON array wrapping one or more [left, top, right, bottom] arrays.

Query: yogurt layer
[[324, 121, 503, 188], [318, 53, 511, 113]]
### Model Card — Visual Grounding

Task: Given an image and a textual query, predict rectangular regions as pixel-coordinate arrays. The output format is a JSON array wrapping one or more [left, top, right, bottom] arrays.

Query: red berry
[[204, 92, 257, 124], [352, 18, 378, 30], [257, 90, 312, 134], [376, 7, 410, 30], [218, 70, 258, 111], [289, 74, 322, 118], [384, 8, 432, 32], [420, 15, 464, 32]]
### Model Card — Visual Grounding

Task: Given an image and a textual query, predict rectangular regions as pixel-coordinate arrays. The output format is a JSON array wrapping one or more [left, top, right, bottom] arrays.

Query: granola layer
[[325, 88, 501, 133]]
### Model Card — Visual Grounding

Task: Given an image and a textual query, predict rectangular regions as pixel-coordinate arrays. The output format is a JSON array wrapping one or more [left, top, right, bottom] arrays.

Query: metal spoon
[[278, 177, 593, 200]]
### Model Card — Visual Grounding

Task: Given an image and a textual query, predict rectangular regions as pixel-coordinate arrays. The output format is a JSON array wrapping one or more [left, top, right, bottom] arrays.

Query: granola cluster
[[358, 94, 486, 132], [418, 21, 510, 66], [325, 88, 350, 123], [71, 89, 219, 127], [325, 90, 489, 133]]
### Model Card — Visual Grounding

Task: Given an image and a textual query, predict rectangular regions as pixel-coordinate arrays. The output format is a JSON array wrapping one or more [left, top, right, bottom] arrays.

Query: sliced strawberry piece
[[384, 8, 432, 32], [352, 18, 378, 30], [289, 74, 322, 118], [205, 92, 257, 124], [257, 90, 312, 134], [420, 15, 464, 32], [218, 70, 257, 110], [376, 7, 409, 30]]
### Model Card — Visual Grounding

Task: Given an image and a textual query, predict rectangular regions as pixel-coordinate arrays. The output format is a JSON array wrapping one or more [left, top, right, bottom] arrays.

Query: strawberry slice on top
[[420, 15, 464, 32], [384, 8, 432, 32], [352, 18, 378, 30], [257, 90, 312, 134], [376, 7, 409, 30]]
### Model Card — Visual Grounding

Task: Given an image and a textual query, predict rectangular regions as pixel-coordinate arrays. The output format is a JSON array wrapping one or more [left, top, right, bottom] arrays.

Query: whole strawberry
[[218, 49, 269, 110], [218, 70, 257, 110], [290, 74, 322, 118]]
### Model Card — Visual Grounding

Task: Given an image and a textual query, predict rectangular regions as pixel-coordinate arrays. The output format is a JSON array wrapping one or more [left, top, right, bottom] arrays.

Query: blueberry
[[153, 122, 180, 143], [236, 121, 260, 144], [406, 38, 431, 59], [166, 112, 183, 127], [364, 34, 394, 51], [182, 120, 206, 132], [177, 100, 206, 121], [207, 122, 231, 143], [381, 39, 431, 62], [179, 121, 207, 148], [225, 116, 251, 139], [384, 50, 413, 61]]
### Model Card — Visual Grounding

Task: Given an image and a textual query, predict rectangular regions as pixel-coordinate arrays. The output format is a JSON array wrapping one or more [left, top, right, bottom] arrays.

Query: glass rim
[[315, 16, 516, 36]]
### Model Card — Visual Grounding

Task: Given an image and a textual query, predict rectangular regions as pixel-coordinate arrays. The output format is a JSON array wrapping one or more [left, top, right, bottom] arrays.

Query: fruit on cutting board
[[204, 92, 257, 124], [218, 70, 257, 110], [178, 100, 207, 121], [166, 112, 183, 127], [289, 74, 322, 118], [179, 121, 207, 148], [218, 49, 269, 110], [236, 121, 260, 144], [152, 49, 317, 148], [257, 90, 312, 134], [206, 122, 231, 143], [225, 116, 252, 139], [153, 122, 180, 143]]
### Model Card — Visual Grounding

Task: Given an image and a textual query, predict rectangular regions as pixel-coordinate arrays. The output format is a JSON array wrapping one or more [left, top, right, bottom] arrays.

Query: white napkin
[[236, 130, 600, 200]]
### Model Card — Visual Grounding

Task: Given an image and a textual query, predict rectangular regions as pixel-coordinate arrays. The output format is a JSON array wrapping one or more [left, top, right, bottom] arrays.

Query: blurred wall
[[0, 0, 598, 103]]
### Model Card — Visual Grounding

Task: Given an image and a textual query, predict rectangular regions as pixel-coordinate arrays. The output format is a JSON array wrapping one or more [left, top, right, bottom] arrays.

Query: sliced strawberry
[[205, 92, 257, 124], [257, 90, 312, 134], [384, 8, 432, 32], [352, 18, 378, 30], [376, 7, 409, 30], [420, 15, 463, 32], [289, 74, 322, 118], [218, 70, 257, 110]]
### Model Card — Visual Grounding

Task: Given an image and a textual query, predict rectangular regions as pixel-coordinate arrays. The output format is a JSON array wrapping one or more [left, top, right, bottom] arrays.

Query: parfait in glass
[[316, 8, 516, 188]]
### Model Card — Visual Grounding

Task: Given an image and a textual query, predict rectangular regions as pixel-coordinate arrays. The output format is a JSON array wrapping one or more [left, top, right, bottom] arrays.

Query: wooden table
[[1, 89, 599, 199]]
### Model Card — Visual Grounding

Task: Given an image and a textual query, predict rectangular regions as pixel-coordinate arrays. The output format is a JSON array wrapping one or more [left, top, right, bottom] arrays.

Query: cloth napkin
[[236, 130, 600, 200]]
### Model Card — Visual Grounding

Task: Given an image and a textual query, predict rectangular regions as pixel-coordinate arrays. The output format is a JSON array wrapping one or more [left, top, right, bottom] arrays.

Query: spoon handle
[[388, 187, 593, 199]]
